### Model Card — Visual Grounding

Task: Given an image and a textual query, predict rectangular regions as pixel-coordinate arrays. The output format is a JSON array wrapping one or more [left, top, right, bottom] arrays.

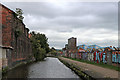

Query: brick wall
[[1, 4, 13, 47], [0, 4, 33, 68]]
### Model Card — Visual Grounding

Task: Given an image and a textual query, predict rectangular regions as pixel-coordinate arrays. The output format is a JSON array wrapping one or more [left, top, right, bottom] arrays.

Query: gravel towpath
[[59, 57, 119, 79]]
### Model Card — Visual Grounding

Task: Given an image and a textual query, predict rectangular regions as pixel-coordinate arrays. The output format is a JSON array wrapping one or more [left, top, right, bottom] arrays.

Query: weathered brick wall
[[11, 34, 32, 62], [1, 4, 13, 47], [0, 4, 33, 68]]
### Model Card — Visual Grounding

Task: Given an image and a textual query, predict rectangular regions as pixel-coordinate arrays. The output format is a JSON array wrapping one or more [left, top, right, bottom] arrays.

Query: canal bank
[[58, 57, 119, 79], [2, 59, 35, 77], [2, 57, 81, 79], [58, 57, 94, 80]]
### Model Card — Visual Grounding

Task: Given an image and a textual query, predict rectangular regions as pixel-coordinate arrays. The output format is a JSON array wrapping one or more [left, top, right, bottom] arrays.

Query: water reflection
[[3, 57, 81, 79]]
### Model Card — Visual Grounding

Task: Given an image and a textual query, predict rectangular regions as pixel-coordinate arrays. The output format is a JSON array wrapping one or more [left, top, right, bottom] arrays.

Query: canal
[[3, 57, 81, 79]]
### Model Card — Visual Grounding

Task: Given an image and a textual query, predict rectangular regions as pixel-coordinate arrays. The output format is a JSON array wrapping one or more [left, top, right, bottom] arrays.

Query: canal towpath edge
[[58, 57, 119, 79]]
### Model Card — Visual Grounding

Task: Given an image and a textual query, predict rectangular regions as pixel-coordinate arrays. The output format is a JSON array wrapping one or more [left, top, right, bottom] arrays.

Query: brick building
[[0, 4, 33, 68], [68, 37, 77, 58], [68, 37, 76, 50]]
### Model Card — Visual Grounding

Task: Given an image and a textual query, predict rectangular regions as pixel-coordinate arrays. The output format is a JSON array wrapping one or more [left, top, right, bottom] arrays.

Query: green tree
[[30, 31, 50, 61], [51, 47, 56, 50], [35, 33, 50, 53], [48, 47, 57, 56], [35, 48, 46, 61], [15, 8, 24, 21]]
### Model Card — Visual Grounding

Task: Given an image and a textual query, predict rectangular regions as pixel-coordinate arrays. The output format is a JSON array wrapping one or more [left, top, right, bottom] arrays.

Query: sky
[[1, 1, 118, 49]]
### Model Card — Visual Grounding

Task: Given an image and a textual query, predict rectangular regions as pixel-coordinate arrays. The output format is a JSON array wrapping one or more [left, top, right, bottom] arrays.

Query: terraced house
[[0, 3, 33, 69]]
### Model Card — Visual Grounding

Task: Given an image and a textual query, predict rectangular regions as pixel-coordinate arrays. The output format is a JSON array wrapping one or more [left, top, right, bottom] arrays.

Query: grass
[[58, 58, 95, 80], [63, 56, 120, 72]]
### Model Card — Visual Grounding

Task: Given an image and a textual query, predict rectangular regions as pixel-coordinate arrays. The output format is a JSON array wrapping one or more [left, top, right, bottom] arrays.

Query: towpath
[[59, 57, 119, 79]]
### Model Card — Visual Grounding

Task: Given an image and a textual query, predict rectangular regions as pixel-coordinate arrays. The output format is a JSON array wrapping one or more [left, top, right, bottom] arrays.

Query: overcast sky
[[2, 1, 118, 49]]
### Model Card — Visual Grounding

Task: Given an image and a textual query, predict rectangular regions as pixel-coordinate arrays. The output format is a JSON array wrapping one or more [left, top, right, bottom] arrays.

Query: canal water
[[3, 57, 81, 79]]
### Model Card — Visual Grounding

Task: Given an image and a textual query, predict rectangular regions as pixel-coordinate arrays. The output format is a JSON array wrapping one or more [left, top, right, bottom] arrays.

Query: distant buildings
[[68, 37, 77, 50], [62, 37, 77, 58], [62, 37, 120, 65], [0, 3, 33, 69]]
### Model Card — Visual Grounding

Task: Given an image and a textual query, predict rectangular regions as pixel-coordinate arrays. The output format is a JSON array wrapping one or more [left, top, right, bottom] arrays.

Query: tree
[[34, 48, 46, 61], [51, 47, 56, 50], [48, 47, 57, 56], [15, 8, 24, 21], [35, 33, 50, 53], [30, 31, 50, 61]]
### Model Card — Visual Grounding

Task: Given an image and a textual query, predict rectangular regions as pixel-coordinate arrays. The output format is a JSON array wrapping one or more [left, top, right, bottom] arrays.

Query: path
[[59, 57, 119, 79]]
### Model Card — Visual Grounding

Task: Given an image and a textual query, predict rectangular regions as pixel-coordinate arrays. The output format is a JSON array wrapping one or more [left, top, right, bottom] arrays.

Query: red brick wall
[[0, 4, 33, 67], [1, 4, 13, 47]]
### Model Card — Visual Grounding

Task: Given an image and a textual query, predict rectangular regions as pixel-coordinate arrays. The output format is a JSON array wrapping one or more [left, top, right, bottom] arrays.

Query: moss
[[2, 66, 9, 75]]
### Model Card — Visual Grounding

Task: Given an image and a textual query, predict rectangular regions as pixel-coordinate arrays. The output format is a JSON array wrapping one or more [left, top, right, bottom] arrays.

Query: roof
[[78, 48, 85, 52], [78, 44, 101, 50]]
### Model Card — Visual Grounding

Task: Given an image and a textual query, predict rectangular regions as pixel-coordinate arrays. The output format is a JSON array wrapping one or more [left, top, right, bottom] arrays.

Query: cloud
[[2, 2, 118, 49]]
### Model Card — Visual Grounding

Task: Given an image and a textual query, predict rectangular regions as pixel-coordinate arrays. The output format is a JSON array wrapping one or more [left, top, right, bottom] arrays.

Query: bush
[[34, 48, 46, 61], [30, 31, 50, 61]]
